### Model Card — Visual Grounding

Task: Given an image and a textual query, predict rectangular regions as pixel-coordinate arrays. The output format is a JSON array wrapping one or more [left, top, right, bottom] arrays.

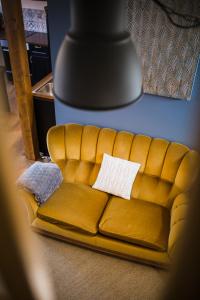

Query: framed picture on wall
[[127, 0, 200, 100]]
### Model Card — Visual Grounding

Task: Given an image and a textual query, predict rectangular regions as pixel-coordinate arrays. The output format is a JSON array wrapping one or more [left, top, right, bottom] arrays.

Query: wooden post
[[1, 0, 39, 160]]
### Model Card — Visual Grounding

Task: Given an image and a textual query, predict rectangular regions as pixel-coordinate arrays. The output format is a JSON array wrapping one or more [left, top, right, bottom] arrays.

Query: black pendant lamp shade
[[53, 0, 143, 110]]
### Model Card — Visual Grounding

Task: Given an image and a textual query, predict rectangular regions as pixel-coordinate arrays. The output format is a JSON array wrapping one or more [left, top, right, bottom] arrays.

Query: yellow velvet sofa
[[19, 123, 199, 268]]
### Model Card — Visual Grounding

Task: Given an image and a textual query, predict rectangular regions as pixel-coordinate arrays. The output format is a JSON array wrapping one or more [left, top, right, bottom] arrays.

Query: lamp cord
[[152, 0, 200, 29]]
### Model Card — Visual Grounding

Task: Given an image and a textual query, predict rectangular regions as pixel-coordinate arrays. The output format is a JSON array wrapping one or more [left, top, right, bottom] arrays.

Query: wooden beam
[[1, 0, 39, 160]]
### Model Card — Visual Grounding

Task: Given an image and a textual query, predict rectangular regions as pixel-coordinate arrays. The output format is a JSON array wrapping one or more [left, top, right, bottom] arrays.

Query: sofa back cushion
[[47, 124, 199, 208]]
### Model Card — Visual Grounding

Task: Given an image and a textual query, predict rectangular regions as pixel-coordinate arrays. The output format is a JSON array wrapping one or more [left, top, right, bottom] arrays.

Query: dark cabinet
[[29, 44, 52, 85], [34, 97, 56, 157], [2, 45, 12, 81], [2, 45, 32, 82], [0, 37, 51, 85], [1, 40, 13, 81]]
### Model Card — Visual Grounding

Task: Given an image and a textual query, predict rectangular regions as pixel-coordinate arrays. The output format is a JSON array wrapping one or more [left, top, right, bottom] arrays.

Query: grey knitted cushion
[[17, 162, 63, 204]]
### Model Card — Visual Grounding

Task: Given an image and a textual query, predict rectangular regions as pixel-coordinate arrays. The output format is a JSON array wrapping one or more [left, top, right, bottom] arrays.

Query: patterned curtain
[[126, 0, 200, 100]]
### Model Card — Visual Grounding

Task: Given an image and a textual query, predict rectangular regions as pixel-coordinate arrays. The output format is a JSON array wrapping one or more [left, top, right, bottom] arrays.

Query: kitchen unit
[[0, 30, 51, 84], [0, 1, 51, 84], [32, 73, 56, 157], [28, 33, 51, 85], [0, 31, 32, 81], [1, 1, 54, 158]]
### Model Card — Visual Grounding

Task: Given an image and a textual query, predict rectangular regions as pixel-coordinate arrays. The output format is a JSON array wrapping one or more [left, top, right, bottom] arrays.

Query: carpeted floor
[[37, 234, 168, 300]]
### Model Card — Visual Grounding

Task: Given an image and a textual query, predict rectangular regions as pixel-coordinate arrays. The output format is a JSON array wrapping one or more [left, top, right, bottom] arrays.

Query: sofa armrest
[[47, 125, 66, 163], [17, 188, 39, 224], [175, 150, 199, 192], [168, 193, 189, 259]]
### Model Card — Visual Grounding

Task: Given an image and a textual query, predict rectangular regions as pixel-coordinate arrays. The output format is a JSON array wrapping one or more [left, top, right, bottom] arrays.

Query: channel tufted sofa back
[[47, 124, 199, 209]]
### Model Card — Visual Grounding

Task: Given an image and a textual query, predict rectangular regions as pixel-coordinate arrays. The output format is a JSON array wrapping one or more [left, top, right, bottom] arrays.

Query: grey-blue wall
[[48, 0, 200, 150]]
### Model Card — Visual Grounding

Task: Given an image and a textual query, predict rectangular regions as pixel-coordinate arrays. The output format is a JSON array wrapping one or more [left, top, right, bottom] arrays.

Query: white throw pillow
[[92, 153, 141, 200]]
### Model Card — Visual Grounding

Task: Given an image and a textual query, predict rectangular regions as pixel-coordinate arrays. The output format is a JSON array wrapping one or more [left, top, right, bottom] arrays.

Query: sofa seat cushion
[[99, 197, 170, 251], [37, 182, 109, 235]]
